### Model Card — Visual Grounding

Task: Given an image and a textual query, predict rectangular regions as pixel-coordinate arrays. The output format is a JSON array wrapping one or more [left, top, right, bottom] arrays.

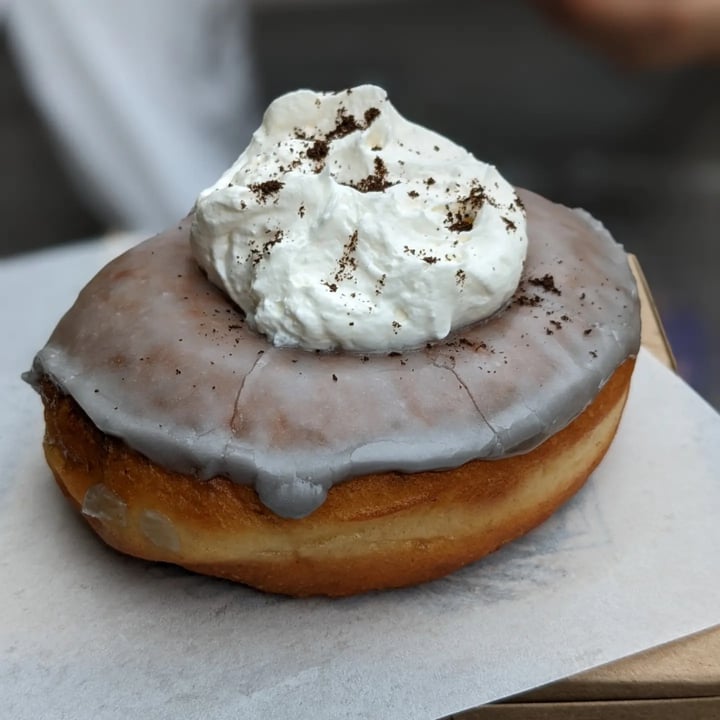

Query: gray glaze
[[27, 190, 640, 518]]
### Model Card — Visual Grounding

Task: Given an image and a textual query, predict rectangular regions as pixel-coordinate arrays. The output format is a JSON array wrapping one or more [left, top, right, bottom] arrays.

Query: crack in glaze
[[229, 351, 269, 435], [441, 362, 501, 455]]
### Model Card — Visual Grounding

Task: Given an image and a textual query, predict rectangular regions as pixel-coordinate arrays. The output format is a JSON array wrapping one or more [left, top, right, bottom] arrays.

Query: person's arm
[[533, 0, 720, 67]]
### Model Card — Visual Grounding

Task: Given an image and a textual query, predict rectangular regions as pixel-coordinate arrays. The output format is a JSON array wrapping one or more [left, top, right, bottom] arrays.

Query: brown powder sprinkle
[[528, 273, 561, 295], [375, 273, 387, 295], [444, 184, 492, 233], [306, 139, 329, 161], [292, 105, 383, 175], [333, 230, 360, 283], [364, 107, 381, 126], [446, 212, 473, 233], [248, 180, 284, 203], [513, 292, 543, 308], [347, 156, 395, 193], [327, 107, 363, 141], [262, 229, 284, 254], [502, 217, 517, 232]]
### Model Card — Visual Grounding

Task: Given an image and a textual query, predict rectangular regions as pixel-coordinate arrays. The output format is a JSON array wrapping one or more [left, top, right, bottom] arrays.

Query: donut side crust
[[39, 359, 635, 596]]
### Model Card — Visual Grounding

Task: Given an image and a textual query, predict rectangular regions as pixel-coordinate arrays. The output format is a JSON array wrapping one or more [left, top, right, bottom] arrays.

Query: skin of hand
[[532, 0, 720, 67]]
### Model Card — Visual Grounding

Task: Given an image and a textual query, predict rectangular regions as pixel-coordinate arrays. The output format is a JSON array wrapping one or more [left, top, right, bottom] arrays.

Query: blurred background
[[1, 0, 718, 407]]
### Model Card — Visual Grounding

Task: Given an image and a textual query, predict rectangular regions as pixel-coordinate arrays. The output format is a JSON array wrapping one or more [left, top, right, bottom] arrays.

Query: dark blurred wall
[[252, 0, 718, 191], [0, 31, 103, 254]]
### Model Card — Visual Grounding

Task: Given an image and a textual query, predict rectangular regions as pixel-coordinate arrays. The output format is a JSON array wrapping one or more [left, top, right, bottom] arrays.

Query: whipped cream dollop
[[190, 85, 527, 352]]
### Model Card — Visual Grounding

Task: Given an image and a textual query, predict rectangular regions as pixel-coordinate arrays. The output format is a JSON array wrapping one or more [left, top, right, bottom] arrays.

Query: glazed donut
[[27, 189, 640, 596]]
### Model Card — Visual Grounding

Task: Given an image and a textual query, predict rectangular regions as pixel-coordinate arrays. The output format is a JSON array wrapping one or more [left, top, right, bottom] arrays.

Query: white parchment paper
[[1, 239, 719, 719]]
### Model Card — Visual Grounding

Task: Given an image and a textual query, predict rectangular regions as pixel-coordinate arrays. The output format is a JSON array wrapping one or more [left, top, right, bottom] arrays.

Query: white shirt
[[5, 0, 258, 233]]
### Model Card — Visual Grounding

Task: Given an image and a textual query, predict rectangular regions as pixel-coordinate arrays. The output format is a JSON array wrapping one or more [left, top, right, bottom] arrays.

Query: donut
[[26, 188, 640, 596]]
